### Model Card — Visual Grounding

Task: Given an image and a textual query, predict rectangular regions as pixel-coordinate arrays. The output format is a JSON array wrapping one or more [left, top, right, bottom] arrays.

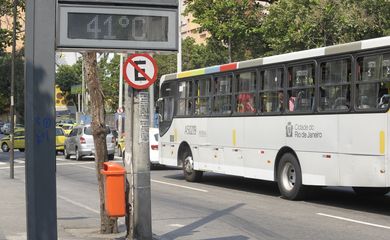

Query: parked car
[[59, 123, 74, 136], [64, 125, 115, 160], [111, 128, 119, 145], [117, 136, 125, 157], [0, 121, 4, 133], [149, 128, 159, 165], [56, 127, 66, 154], [1, 128, 25, 152], [1, 127, 67, 154], [119, 128, 159, 165], [1, 123, 24, 135]]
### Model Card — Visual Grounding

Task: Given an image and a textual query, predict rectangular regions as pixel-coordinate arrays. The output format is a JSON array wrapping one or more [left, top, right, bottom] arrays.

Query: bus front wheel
[[277, 153, 306, 200], [182, 150, 203, 182]]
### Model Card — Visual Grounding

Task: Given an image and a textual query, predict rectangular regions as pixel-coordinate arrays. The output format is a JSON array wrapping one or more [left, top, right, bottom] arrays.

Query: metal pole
[[82, 60, 85, 113], [9, 0, 18, 179], [78, 93, 81, 112], [177, 0, 182, 73], [124, 83, 134, 237], [25, 0, 57, 238], [118, 54, 124, 134]]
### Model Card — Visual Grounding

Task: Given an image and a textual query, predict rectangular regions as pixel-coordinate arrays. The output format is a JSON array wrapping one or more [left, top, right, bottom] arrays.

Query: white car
[[149, 128, 159, 165]]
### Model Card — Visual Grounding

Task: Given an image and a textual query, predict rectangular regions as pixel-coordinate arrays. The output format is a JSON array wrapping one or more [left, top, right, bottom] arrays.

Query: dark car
[[0, 121, 4, 133]]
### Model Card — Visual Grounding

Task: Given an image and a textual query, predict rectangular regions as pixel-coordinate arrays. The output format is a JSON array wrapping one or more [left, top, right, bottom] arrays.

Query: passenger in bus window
[[237, 93, 255, 113], [278, 91, 284, 112]]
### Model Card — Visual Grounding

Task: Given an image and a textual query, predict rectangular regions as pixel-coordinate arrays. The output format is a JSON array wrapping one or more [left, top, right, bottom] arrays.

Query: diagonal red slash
[[128, 58, 153, 82]]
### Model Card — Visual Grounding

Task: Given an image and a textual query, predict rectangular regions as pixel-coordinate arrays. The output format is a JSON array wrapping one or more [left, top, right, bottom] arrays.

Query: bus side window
[[259, 68, 283, 113], [213, 75, 233, 114], [319, 59, 351, 112], [356, 54, 390, 111], [287, 64, 315, 113], [235, 71, 257, 113], [195, 78, 211, 116]]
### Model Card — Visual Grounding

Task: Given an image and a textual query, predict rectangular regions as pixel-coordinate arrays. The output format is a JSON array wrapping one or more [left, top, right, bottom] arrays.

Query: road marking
[[0, 162, 6, 165], [58, 195, 125, 224], [0, 165, 25, 170], [58, 194, 100, 214], [78, 165, 96, 170], [0, 161, 95, 170], [169, 224, 184, 227], [56, 162, 95, 167], [151, 180, 208, 193], [317, 213, 390, 230]]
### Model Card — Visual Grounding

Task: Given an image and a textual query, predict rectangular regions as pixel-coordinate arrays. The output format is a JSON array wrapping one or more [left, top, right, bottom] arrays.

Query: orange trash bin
[[101, 162, 126, 217]]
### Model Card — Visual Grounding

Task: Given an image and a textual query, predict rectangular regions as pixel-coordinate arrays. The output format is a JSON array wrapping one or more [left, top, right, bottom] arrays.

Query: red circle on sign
[[123, 53, 158, 90]]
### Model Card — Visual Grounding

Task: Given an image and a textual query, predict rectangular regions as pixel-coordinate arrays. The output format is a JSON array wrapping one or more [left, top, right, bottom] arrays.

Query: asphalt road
[[1, 150, 390, 240]]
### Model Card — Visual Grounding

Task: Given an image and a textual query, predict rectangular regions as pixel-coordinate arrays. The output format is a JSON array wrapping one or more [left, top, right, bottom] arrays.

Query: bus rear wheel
[[182, 149, 203, 182], [353, 187, 390, 196], [277, 153, 306, 200]]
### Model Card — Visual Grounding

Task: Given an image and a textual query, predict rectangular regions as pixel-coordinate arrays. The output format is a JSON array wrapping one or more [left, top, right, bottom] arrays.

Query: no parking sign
[[123, 53, 158, 90]]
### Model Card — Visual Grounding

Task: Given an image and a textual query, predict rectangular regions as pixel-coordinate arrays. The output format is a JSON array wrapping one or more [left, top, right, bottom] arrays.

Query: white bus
[[157, 36, 390, 200]]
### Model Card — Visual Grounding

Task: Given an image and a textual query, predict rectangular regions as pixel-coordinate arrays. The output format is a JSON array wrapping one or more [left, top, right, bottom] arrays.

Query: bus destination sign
[[57, 4, 178, 51]]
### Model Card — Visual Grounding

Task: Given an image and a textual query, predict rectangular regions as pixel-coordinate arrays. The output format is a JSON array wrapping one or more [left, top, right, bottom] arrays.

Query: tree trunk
[[83, 51, 118, 234]]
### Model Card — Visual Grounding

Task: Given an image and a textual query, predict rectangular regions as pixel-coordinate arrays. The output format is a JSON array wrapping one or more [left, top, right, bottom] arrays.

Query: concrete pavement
[[0, 157, 127, 240]]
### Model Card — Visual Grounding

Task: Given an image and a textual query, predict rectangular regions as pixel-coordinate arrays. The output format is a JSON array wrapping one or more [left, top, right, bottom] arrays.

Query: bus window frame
[[232, 68, 259, 116], [258, 65, 285, 115], [176, 78, 194, 117], [285, 60, 317, 115], [193, 75, 213, 117], [354, 50, 390, 113], [211, 72, 235, 117], [317, 55, 353, 113]]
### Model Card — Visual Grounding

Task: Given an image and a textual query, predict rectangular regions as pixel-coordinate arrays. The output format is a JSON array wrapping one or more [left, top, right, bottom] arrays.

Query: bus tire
[[353, 187, 390, 196], [182, 149, 203, 182], [277, 153, 306, 200]]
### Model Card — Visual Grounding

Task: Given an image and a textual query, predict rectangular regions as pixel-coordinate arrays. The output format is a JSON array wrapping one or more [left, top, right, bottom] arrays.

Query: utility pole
[[121, 52, 159, 240], [9, 0, 18, 179], [124, 80, 152, 240], [118, 54, 124, 134]]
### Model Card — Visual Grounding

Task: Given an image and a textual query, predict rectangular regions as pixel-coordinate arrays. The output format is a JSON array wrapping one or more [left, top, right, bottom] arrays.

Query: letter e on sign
[[123, 53, 158, 89]]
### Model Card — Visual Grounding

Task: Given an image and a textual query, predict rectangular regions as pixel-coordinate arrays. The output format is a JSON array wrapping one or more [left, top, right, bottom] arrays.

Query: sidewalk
[[0, 169, 129, 240]]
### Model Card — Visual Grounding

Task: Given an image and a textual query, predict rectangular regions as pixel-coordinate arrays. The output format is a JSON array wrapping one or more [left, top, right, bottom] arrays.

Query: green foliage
[[56, 60, 82, 93], [98, 54, 121, 112], [261, 0, 390, 55], [182, 37, 228, 70], [0, 0, 25, 53], [185, 0, 266, 61], [0, 50, 24, 120]]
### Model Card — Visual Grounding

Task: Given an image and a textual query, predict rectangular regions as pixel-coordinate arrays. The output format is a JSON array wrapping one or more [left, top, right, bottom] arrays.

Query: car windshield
[[56, 128, 64, 136], [84, 126, 110, 135]]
